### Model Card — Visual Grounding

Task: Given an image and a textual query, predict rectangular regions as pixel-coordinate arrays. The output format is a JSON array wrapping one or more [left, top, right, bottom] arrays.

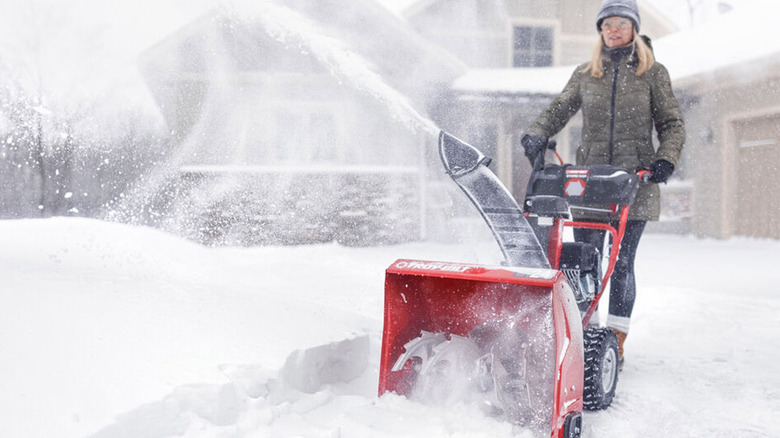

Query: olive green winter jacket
[[525, 41, 685, 221]]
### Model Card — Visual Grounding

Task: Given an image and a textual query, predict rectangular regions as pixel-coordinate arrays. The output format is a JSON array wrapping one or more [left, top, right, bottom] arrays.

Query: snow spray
[[110, 0, 444, 244], [226, 0, 441, 138]]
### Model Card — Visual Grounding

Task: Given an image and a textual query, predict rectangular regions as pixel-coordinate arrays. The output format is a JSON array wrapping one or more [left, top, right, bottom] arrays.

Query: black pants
[[573, 220, 646, 319]]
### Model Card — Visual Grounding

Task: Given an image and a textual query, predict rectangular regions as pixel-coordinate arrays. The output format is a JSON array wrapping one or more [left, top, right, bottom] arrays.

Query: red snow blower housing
[[378, 132, 646, 438]]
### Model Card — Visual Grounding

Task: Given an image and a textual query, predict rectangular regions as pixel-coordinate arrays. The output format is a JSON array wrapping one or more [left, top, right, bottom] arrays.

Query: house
[[142, 0, 779, 244], [652, 5, 780, 239], [140, 0, 466, 245]]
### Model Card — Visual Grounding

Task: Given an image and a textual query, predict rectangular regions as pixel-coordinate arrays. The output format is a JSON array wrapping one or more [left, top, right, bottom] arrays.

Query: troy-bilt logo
[[394, 261, 473, 273], [565, 168, 588, 197]]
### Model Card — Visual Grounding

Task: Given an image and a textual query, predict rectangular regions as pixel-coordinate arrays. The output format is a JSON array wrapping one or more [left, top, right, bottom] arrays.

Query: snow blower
[[378, 131, 646, 438]]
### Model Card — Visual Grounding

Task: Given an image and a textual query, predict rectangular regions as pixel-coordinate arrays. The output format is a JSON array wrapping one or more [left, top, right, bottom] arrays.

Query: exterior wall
[[733, 114, 780, 238], [679, 67, 780, 239]]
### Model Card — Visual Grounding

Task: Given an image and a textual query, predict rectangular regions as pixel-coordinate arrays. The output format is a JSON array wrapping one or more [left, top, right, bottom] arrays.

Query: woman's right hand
[[521, 134, 548, 163]]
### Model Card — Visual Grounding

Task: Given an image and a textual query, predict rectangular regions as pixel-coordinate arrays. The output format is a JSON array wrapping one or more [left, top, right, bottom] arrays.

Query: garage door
[[733, 115, 780, 239]]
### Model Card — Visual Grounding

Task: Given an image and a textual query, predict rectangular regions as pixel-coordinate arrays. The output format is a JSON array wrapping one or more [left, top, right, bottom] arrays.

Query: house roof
[[636, 0, 679, 34], [653, 1, 780, 85], [452, 66, 575, 96]]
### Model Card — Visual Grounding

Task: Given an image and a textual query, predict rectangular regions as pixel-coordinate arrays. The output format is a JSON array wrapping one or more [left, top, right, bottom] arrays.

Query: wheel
[[582, 327, 619, 410]]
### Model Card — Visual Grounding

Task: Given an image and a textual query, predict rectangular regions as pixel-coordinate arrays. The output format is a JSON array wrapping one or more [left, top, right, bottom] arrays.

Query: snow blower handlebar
[[637, 169, 652, 183], [531, 139, 558, 170], [524, 139, 558, 206]]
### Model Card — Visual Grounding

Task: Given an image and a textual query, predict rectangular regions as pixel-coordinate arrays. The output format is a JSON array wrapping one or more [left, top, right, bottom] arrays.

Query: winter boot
[[611, 328, 627, 371]]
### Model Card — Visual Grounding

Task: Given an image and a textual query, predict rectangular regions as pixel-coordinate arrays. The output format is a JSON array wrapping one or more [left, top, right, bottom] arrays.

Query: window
[[513, 25, 553, 67]]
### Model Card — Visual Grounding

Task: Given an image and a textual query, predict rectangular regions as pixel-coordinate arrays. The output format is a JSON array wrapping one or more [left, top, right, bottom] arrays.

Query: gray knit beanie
[[596, 0, 641, 32]]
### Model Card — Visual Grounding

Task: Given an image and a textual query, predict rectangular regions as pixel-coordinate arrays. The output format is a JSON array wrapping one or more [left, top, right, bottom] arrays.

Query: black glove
[[648, 159, 674, 183], [521, 134, 547, 163]]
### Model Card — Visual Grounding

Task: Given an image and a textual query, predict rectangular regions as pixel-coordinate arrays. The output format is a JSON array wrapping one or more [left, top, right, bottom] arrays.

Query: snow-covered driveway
[[1, 218, 777, 437]]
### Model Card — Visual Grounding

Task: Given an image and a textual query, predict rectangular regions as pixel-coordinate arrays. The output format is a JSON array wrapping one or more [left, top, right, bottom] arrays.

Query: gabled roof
[[452, 66, 574, 96], [653, 2, 780, 85], [636, 0, 679, 34]]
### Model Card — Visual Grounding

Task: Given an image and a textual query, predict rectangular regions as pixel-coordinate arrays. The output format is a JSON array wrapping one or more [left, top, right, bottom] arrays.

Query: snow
[[653, 0, 780, 82], [452, 67, 576, 95], [374, 0, 427, 17], [2, 217, 779, 437], [1, 0, 779, 436]]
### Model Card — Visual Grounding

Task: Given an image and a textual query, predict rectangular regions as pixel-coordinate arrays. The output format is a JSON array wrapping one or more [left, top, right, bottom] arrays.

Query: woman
[[521, 0, 685, 366]]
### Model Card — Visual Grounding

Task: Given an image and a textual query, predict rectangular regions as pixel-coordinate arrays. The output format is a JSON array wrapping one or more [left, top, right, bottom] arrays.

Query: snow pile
[[88, 334, 522, 438], [88, 335, 372, 438]]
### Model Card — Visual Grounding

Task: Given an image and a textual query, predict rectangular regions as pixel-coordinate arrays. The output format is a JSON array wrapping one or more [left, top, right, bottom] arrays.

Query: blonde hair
[[585, 29, 654, 78]]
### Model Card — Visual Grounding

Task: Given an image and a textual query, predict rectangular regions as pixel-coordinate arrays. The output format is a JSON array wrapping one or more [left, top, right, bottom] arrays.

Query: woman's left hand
[[648, 159, 674, 183]]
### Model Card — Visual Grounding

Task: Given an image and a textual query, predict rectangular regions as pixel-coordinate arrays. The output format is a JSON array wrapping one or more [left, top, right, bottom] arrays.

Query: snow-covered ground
[[1, 217, 778, 438]]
